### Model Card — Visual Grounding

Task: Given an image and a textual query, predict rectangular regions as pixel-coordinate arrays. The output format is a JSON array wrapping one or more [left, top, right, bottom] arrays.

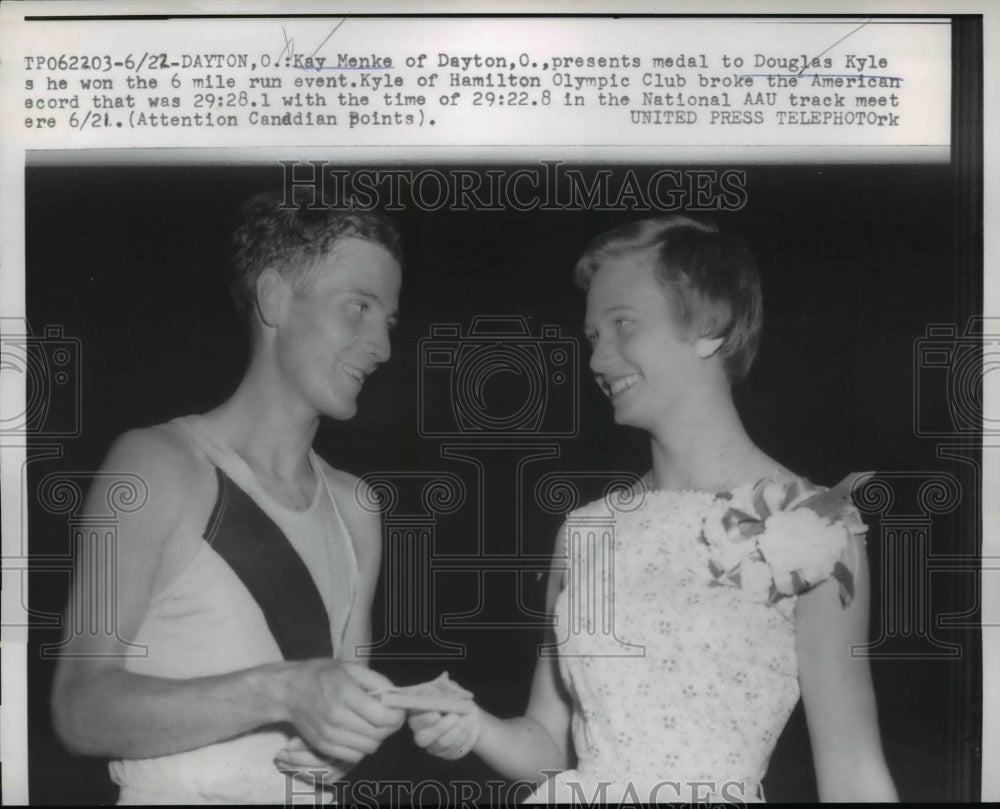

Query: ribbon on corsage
[[699, 472, 871, 608]]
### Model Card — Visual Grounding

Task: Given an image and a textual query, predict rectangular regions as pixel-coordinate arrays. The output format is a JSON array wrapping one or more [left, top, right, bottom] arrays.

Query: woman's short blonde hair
[[575, 216, 763, 381]]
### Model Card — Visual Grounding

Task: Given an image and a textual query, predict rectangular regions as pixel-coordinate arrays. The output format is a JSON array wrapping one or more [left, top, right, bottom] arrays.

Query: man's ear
[[255, 269, 288, 328]]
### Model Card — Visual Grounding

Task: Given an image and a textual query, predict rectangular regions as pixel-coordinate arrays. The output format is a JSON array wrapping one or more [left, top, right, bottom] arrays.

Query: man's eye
[[350, 301, 369, 314], [614, 318, 631, 332]]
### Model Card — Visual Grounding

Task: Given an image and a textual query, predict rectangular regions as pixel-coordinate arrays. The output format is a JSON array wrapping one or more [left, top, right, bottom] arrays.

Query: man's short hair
[[574, 216, 763, 382], [230, 193, 402, 333]]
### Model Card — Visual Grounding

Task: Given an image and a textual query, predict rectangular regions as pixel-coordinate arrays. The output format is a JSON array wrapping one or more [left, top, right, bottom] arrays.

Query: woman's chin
[[611, 403, 640, 429]]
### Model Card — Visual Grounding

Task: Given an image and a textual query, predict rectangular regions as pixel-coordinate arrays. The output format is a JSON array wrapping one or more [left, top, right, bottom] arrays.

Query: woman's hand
[[408, 707, 483, 760], [372, 672, 482, 760]]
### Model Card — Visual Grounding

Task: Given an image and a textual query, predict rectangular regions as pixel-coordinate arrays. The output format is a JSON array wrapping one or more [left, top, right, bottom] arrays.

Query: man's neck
[[202, 364, 320, 485]]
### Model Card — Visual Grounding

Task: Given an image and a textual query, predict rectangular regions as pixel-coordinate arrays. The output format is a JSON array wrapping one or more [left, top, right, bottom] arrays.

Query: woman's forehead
[[588, 250, 664, 301]]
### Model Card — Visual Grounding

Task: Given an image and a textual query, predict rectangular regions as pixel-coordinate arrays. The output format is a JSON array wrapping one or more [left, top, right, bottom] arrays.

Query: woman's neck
[[647, 392, 771, 493]]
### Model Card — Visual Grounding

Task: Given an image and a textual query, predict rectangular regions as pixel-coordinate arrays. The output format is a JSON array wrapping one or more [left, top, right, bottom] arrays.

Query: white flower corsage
[[699, 473, 870, 607]]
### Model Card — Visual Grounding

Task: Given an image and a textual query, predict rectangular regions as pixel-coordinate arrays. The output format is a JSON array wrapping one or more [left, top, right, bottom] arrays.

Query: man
[[51, 194, 406, 804]]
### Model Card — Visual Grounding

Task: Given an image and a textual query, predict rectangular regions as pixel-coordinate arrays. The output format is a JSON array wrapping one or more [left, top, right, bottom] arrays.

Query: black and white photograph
[[0, 5, 992, 806], [23, 155, 980, 804]]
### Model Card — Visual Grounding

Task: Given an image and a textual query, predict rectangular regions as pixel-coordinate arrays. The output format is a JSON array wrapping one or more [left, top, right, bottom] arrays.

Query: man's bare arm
[[51, 428, 402, 761]]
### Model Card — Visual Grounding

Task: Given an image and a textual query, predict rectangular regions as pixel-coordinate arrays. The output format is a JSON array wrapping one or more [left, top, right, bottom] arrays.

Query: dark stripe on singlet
[[202, 467, 333, 661]]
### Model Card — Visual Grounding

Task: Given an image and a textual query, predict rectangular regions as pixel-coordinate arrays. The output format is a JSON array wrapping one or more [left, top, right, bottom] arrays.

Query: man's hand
[[274, 736, 352, 786], [282, 660, 405, 762]]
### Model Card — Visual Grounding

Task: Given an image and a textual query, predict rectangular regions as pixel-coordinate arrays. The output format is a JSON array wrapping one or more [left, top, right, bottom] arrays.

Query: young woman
[[386, 217, 898, 803]]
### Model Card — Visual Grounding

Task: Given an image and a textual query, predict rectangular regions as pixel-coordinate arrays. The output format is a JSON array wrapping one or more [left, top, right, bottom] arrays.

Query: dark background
[[25, 162, 979, 802]]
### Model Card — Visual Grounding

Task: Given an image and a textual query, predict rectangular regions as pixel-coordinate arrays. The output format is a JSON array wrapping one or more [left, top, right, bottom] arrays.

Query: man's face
[[273, 237, 401, 421]]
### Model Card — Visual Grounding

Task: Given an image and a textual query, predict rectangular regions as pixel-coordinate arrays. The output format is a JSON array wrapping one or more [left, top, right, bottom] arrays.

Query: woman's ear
[[255, 268, 288, 328], [692, 298, 730, 359], [694, 335, 725, 358]]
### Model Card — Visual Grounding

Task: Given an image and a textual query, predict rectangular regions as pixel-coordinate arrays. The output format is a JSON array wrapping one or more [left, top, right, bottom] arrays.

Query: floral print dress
[[526, 475, 866, 805]]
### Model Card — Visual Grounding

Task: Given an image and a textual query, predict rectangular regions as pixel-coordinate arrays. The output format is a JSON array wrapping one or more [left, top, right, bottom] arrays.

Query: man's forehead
[[321, 235, 396, 266], [309, 238, 401, 296], [315, 237, 397, 271]]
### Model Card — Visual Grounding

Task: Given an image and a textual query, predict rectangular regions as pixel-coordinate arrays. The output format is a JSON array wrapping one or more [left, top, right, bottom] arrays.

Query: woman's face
[[583, 248, 703, 432]]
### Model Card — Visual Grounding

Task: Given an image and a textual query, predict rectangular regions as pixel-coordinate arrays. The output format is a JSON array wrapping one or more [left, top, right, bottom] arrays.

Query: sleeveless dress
[[109, 416, 359, 804], [527, 476, 865, 805]]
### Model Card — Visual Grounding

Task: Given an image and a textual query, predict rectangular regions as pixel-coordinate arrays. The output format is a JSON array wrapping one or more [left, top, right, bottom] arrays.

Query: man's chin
[[322, 398, 358, 422]]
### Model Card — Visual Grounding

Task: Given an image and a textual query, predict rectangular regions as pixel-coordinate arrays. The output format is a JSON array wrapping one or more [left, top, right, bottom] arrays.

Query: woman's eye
[[614, 318, 631, 332], [350, 301, 369, 315]]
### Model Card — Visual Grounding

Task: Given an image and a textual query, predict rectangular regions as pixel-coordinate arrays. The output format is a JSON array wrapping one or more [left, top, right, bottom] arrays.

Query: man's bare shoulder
[[97, 423, 212, 517], [104, 423, 203, 478]]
